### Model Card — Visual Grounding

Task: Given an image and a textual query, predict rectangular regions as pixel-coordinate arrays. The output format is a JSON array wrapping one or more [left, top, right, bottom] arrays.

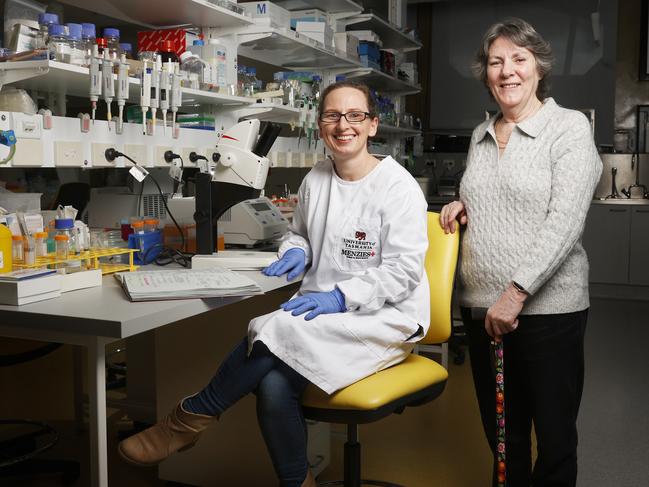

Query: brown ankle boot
[[118, 396, 216, 466], [301, 469, 316, 487]]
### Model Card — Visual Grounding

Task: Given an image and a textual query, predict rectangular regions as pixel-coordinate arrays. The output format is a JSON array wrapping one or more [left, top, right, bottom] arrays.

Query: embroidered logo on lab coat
[[340, 231, 376, 260]]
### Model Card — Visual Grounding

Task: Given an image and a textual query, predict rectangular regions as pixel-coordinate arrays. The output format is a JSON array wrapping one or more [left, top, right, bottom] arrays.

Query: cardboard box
[[0, 273, 61, 306], [290, 9, 327, 29], [296, 21, 334, 49], [137, 28, 200, 57], [348, 30, 382, 46], [334, 32, 359, 60], [241, 2, 291, 29]]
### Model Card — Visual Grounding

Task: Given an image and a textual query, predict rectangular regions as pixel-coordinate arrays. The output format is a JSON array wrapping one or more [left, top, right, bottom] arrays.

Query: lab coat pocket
[[334, 217, 382, 273]]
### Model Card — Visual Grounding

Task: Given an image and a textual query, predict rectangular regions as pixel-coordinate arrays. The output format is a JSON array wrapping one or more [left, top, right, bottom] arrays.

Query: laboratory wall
[[421, 0, 618, 145]]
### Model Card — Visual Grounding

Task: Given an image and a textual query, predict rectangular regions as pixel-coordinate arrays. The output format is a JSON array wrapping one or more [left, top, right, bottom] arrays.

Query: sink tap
[[606, 167, 621, 199], [622, 153, 649, 198]]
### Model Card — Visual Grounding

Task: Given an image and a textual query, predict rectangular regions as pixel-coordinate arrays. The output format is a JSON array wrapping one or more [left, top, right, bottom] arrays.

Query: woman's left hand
[[485, 284, 527, 338]]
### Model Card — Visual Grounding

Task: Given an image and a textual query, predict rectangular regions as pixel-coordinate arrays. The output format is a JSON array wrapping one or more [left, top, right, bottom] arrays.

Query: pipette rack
[[12, 247, 139, 275]]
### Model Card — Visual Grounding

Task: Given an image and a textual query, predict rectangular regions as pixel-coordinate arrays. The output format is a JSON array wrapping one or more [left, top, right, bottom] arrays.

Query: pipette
[[116, 53, 129, 134], [160, 60, 171, 135], [170, 63, 181, 136], [89, 44, 102, 125], [101, 50, 115, 130], [140, 60, 152, 135], [149, 55, 161, 135]]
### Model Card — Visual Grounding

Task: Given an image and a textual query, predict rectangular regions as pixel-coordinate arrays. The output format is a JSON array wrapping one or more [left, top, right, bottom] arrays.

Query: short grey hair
[[472, 17, 554, 100]]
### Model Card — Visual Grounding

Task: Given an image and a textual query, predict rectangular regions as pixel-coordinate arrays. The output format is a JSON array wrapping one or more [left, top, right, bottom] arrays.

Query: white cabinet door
[[583, 205, 631, 284]]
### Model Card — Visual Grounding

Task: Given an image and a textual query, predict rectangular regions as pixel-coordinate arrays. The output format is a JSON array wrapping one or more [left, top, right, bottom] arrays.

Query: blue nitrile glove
[[262, 248, 306, 281], [280, 288, 346, 321]]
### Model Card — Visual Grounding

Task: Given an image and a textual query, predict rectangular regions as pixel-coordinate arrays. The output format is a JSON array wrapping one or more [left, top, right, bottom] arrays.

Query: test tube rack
[[12, 247, 139, 275]]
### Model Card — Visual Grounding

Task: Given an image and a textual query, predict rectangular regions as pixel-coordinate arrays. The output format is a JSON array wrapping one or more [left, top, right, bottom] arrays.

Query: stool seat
[[302, 354, 448, 417]]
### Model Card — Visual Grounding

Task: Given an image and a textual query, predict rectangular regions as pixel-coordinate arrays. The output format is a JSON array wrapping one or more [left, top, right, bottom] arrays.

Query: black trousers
[[461, 307, 588, 487]]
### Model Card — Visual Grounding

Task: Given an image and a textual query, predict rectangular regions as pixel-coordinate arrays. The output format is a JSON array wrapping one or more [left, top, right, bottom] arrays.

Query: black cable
[[116, 151, 195, 267], [0, 343, 62, 367]]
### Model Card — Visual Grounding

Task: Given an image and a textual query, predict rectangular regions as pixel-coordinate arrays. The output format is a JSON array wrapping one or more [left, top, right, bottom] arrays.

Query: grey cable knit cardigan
[[458, 98, 603, 315]]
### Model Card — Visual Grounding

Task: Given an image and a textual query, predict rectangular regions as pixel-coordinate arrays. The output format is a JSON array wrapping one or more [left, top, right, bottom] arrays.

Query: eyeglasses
[[319, 111, 371, 123]]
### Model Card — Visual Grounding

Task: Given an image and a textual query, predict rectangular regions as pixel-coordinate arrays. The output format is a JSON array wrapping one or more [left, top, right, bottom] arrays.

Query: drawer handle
[[609, 208, 628, 212], [635, 209, 649, 213]]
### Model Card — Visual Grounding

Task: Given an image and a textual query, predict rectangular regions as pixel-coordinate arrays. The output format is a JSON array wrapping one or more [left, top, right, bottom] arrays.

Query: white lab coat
[[249, 156, 429, 394]]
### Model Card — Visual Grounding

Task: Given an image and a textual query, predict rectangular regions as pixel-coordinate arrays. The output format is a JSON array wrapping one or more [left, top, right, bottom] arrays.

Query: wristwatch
[[512, 281, 527, 294]]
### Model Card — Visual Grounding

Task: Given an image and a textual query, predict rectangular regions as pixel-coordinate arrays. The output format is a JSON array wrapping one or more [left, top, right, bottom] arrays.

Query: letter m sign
[[257, 3, 267, 14]]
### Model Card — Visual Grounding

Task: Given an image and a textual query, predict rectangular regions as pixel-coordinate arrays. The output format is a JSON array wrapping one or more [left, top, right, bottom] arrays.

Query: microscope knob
[[219, 153, 233, 167], [212, 152, 221, 163]]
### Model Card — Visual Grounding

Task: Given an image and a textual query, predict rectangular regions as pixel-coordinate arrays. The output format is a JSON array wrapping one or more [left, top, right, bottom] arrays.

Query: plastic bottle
[[189, 40, 211, 89], [103, 27, 121, 59], [96, 37, 107, 56], [48, 24, 70, 62], [66, 23, 86, 65], [311, 75, 321, 107], [119, 42, 133, 59], [0, 223, 12, 273], [237, 65, 247, 96], [34, 231, 48, 257], [247, 67, 260, 95], [81, 23, 96, 65], [36, 13, 59, 50], [144, 218, 159, 233], [12, 235, 24, 262], [23, 236, 35, 265], [207, 39, 228, 89], [158, 40, 179, 63], [179, 51, 202, 90], [55, 218, 77, 254], [55, 234, 69, 261]]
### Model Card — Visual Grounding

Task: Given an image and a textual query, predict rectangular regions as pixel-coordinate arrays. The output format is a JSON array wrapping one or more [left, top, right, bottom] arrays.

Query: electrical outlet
[[426, 159, 437, 169], [55, 141, 84, 167], [155, 146, 173, 166], [123, 144, 148, 166], [91, 143, 116, 167], [181, 147, 198, 166], [444, 160, 455, 170]]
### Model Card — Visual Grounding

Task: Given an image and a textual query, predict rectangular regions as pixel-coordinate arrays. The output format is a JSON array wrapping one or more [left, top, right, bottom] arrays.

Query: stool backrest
[[421, 211, 460, 345]]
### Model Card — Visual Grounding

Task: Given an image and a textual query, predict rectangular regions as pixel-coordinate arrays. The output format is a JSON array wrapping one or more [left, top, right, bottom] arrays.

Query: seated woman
[[118, 80, 430, 487]]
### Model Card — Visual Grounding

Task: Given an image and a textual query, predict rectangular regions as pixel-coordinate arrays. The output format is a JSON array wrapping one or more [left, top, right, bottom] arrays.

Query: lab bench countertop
[[591, 198, 649, 205], [0, 270, 299, 340]]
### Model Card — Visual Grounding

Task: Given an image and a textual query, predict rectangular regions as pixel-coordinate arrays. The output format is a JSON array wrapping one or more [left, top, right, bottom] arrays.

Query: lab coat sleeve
[[336, 181, 428, 312], [511, 113, 602, 294], [277, 180, 312, 264]]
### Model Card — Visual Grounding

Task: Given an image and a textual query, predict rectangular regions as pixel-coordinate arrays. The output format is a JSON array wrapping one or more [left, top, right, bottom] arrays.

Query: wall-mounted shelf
[[273, 0, 362, 14], [56, 0, 252, 29], [344, 67, 420, 95], [0, 60, 253, 108], [344, 13, 422, 51], [237, 26, 362, 69], [377, 124, 420, 136], [235, 103, 302, 124]]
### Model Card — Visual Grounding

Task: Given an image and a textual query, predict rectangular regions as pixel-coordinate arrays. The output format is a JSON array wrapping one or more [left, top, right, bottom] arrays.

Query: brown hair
[[318, 81, 378, 119], [472, 17, 554, 100]]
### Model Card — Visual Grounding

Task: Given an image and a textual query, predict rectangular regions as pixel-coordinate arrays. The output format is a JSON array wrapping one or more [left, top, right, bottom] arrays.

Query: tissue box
[[290, 9, 327, 29], [241, 2, 291, 29], [334, 32, 359, 60], [296, 21, 334, 49]]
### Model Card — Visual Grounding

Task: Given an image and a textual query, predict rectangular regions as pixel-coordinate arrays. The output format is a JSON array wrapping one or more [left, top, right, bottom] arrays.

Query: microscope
[[194, 119, 281, 256]]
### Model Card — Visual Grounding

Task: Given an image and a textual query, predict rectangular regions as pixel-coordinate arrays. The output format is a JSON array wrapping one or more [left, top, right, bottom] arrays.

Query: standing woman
[[440, 18, 602, 487], [119, 80, 430, 486]]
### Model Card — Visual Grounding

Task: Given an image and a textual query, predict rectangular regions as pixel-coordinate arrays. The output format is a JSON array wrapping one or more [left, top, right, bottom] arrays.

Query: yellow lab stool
[[301, 212, 460, 487]]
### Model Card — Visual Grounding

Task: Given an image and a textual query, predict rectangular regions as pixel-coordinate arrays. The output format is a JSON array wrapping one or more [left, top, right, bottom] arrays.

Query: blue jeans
[[184, 337, 309, 487]]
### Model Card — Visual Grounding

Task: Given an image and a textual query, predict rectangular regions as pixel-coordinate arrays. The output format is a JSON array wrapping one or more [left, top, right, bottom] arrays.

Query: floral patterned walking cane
[[492, 338, 506, 487]]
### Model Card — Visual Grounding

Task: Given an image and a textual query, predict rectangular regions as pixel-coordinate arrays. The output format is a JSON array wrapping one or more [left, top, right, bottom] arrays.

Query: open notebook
[[116, 266, 263, 302]]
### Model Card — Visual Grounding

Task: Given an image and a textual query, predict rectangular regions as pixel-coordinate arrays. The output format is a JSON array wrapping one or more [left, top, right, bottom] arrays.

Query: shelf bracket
[[0, 64, 50, 91]]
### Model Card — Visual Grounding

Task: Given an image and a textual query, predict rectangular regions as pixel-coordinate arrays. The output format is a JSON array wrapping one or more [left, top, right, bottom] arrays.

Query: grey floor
[[2, 297, 648, 486], [577, 298, 649, 487]]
